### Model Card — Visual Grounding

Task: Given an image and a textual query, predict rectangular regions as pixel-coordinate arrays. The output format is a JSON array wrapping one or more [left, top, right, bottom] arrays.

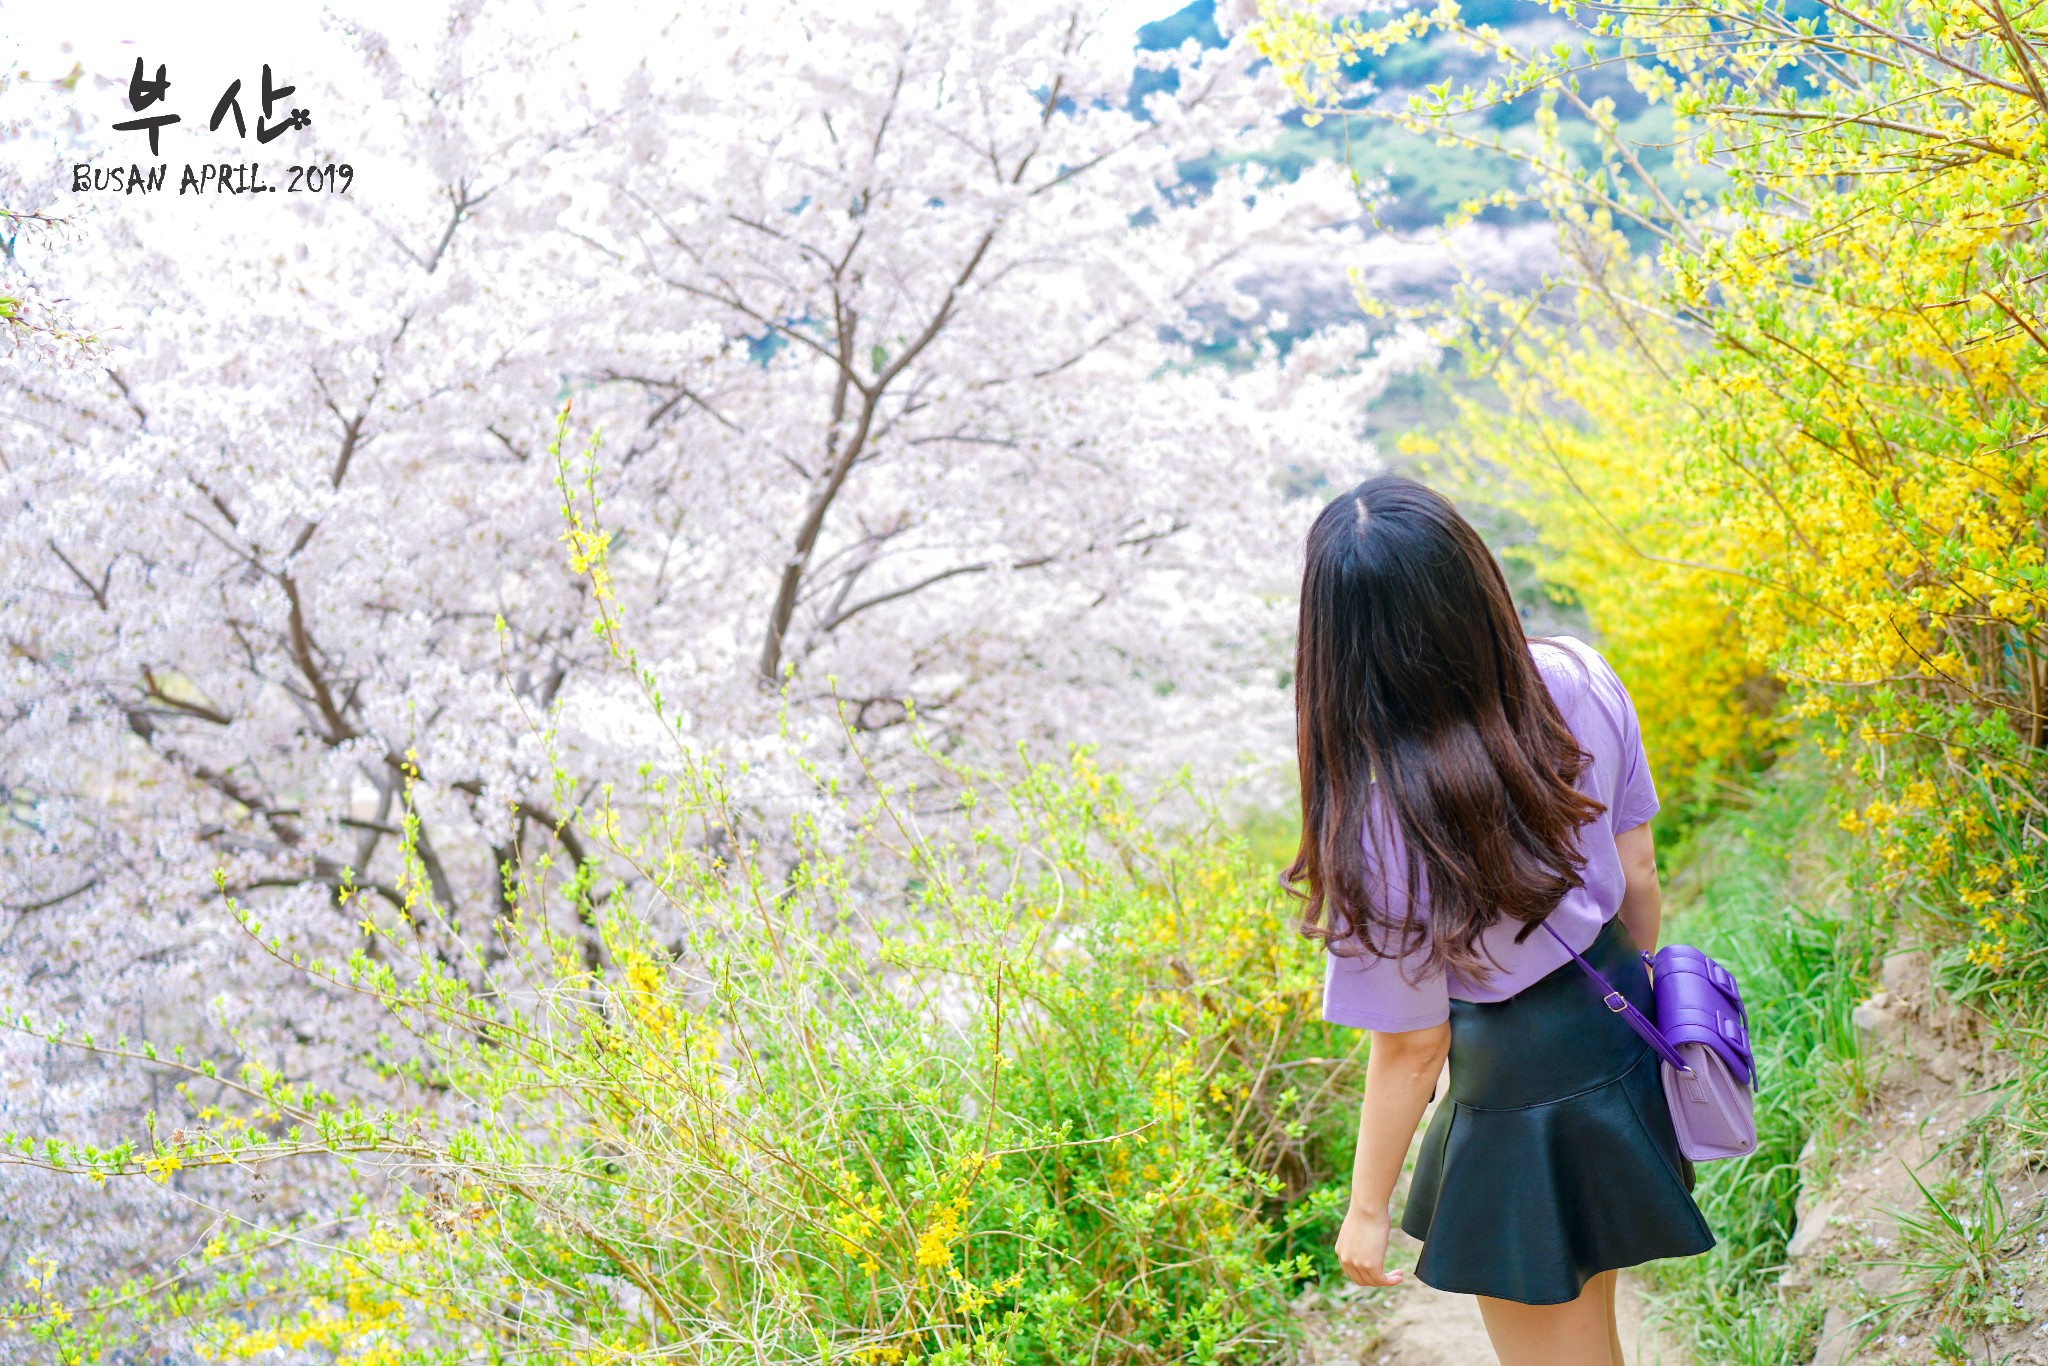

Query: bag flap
[[1652, 945, 1753, 1084], [1660, 1007, 1752, 1083]]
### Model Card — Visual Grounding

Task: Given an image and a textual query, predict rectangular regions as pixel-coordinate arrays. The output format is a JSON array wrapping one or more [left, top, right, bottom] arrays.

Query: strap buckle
[[1603, 991, 1628, 1014]]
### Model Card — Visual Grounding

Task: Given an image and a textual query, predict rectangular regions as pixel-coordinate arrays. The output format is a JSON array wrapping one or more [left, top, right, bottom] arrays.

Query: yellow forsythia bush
[[1253, 0, 2048, 984], [1408, 282, 1774, 787]]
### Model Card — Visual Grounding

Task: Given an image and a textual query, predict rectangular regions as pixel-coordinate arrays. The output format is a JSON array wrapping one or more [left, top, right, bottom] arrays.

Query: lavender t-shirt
[[1320, 637, 1660, 1032]]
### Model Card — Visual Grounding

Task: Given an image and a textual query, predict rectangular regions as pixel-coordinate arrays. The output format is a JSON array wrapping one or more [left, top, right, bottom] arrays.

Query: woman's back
[[1321, 636, 1663, 1029]]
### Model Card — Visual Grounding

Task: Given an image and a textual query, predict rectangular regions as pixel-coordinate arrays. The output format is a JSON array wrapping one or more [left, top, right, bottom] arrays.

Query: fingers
[[1335, 1209, 1405, 1288]]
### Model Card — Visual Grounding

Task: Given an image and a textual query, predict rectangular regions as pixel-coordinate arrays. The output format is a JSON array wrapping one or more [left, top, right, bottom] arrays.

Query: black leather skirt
[[1400, 916, 1715, 1304]]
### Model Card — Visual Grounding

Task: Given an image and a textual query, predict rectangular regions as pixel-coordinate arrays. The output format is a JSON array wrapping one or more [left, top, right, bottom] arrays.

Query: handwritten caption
[[73, 163, 354, 195]]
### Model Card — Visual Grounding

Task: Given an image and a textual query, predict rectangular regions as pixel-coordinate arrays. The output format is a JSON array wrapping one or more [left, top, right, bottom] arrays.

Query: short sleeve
[[1607, 664, 1661, 833], [1322, 936, 1450, 1031], [1317, 801, 1450, 1032]]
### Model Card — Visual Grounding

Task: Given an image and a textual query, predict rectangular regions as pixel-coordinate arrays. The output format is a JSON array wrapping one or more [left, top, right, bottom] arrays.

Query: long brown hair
[[1286, 476, 1603, 980]]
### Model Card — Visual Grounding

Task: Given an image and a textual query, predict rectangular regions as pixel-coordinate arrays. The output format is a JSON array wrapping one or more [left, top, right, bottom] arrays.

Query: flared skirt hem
[[1399, 1049, 1715, 1305]]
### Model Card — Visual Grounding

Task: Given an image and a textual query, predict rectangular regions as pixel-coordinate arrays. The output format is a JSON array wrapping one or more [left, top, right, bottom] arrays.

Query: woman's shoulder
[[1529, 634, 1614, 685], [1529, 635, 1630, 722]]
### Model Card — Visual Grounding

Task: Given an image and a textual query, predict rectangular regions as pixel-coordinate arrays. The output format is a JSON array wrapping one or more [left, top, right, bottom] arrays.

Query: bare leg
[[1602, 1269, 1626, 1366], [1476, 1270, 1620, 1366]]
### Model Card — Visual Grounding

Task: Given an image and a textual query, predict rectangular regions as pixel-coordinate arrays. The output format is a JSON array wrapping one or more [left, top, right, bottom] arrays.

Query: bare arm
[[1335, 1020, 1452, 1286], [1615, 820, 1661, 954]]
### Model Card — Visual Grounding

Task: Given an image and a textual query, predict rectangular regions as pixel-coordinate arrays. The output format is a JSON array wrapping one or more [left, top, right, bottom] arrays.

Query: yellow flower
[[915, 1195, 972, 1270]]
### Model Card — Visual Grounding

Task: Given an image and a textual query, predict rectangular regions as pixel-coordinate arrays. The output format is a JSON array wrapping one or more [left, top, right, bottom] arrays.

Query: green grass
[[1641, 756, 1880, 1365], [1886, 1148, 2045, 1328]]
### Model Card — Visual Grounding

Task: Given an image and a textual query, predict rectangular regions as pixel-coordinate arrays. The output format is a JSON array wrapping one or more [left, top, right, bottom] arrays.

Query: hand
[[1335, 1205, 1404, 1287]]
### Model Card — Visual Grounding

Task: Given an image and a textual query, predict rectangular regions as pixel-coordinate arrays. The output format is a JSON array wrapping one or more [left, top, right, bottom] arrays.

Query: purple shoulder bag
[[1542, 922, 1758, 1161]]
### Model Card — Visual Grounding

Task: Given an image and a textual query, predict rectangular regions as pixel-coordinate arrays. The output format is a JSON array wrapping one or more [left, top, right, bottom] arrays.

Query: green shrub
[[12, 742, 1362, 1364]]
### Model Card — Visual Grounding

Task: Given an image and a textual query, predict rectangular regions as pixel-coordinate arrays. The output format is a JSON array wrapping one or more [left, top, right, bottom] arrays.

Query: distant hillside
[[1136, 0, 1684, 231]]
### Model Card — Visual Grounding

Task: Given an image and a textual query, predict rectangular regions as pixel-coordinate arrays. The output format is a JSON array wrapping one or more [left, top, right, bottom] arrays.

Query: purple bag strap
[[1541, 922, 1695, 1077]]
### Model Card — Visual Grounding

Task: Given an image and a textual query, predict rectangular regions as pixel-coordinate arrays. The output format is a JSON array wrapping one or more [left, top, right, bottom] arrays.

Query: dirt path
[[1364, 1253, 1689, 1365], [1292, 1231, 1692, 1366]]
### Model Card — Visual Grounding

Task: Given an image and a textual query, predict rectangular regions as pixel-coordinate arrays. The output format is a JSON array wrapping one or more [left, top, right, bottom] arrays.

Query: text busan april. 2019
[[71, 162, 355, 195]]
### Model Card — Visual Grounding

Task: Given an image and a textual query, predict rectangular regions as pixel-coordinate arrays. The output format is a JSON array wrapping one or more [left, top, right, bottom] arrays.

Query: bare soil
[[1773, 947, 2048, 1366], [1288, 1255, 1687, 1365]]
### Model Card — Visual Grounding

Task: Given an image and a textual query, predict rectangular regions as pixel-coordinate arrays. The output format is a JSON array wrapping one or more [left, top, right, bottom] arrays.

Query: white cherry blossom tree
[[0, 0, 1422, 1291]]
